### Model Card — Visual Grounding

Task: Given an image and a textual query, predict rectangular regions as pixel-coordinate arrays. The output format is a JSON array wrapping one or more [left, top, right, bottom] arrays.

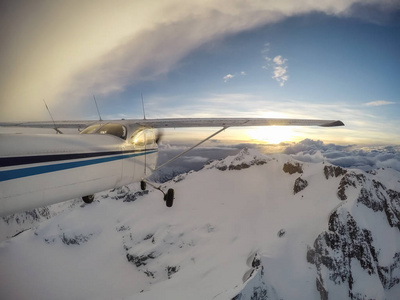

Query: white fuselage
[[0, 127, 158, 217]]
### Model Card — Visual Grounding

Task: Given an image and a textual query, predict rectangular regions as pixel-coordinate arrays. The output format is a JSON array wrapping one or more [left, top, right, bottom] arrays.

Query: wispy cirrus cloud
[[364, 100, 396, 106]]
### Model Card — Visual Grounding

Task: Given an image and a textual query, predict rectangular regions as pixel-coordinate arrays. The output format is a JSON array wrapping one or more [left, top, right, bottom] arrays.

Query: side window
[[130, 130, 145, 147], [145, 129, 156, 148], [80, 123, 127, 140], [80, 124, 102, 134], [99, 124, 127, 139], [130, 129, 156, 148]]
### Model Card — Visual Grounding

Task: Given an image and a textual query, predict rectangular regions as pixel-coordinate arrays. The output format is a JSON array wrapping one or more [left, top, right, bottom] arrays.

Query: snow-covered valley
[[1, 148, 399, 299]]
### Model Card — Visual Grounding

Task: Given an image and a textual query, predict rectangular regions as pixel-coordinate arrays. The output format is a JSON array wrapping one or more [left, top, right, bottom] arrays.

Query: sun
[[246, 126, 296, 144]]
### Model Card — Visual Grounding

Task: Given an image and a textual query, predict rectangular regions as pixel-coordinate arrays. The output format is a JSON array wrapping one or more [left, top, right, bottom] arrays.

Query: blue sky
[[1, 1, 399, 145]]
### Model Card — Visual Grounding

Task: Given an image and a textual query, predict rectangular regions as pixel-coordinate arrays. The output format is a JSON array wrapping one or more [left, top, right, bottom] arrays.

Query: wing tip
[[320, 120, 345, 127]]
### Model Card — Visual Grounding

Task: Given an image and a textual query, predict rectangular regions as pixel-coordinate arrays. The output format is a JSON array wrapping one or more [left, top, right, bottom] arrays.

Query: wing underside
[[136, 118, 344, 128], [0, 118, 344, 129]]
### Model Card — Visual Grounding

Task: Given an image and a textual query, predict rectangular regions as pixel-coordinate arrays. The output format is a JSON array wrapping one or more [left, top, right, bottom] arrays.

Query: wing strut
[[153, 127, 228, 173], [141, 127, 227, 207]]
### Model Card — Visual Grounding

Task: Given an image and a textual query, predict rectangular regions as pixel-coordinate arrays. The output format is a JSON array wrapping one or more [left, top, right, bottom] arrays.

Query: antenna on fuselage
[[141, 93, 148, 175], [141, 93, 146, 120], [43, 99, 62, 134], [93, 95, 102, 121]]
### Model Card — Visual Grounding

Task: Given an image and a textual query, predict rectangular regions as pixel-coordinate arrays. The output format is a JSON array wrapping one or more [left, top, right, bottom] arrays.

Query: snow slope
[[0, 148, 399, 299]]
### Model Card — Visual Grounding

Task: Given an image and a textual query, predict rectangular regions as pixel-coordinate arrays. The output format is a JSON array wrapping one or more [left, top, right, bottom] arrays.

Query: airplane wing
[[0, 118, 344, 129], [0, 120, 96, 129], [136, 118, 344, 128]]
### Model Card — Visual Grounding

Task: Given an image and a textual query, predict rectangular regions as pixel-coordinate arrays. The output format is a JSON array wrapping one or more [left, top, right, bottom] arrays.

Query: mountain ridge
[[1, 148, 399, 299]]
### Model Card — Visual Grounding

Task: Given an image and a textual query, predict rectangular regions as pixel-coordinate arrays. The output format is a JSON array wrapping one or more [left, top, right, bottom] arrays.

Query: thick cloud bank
[[284, 139, 400, 172], [1, 0, 397, 120]]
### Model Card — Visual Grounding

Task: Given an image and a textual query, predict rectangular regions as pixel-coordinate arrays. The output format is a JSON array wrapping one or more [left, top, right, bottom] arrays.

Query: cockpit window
[[80, 123, 127, 140], [130, 129, 156, 148], [80, 124, 102, 134], [131, 130, 145, 146]]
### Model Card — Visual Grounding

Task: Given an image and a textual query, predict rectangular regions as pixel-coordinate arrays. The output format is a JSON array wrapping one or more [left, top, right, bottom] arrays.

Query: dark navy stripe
[[0, 149, 156, 168], [0, 150, 157, 182]]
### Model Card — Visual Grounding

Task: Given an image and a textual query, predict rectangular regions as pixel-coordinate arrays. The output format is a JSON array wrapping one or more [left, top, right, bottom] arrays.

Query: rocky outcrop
[[293, 177, 308, 194], [323, 165, 347, 179], [337, 172, 366, 200], [1, 200, 81, 241], [307, 171, 400, 299], [282, 161, 303, 174], [2, 207, 52, 226], [232, 254, 276, 300], [108, 186, 148, 202]]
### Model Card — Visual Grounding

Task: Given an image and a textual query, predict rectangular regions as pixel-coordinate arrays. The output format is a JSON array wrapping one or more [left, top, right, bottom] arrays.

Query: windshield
[[129, 129, 156, 148], [80, 124, 102, 134], [80, 123, 127, 140]]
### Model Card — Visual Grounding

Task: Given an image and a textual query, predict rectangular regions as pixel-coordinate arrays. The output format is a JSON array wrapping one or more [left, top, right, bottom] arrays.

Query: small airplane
[[0, 117, 344, 217]]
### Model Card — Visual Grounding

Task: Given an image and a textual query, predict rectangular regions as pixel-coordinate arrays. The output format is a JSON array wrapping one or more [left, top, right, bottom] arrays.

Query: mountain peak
[[1, 150, 400, 300], [205, 147, 269, 171]]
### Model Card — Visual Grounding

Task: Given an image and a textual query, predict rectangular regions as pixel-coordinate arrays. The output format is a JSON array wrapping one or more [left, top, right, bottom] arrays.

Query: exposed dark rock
[[277, 229, 286, 238], [215, 164, 228, 171], [294, 177, 308, 194], [166, 265, 180, 279], [384, 189, 400, 229], [124, 191, 148, 202], [229, 162, 252, 170], [126, 252, 157, 267], [144, 270, 155, 278], [61, 233, 93, 245], [143, 233, 154, 241], [323, 165, 347, 179], [377, 252, 400, 289], [357, 187, 383, 212], [172, 173, 190, 183], [117, 225, 131, 232], [3, 207, 52, 226], [308, 173, 400, 299], [109, 186, 148, 202], [282, 161, 303, 174], [316, 277, 328, 300], [249, 287, 268, 300], [354, 181, 400, 230], [232, 265, 273, 300], [337, 173, 366, 200]]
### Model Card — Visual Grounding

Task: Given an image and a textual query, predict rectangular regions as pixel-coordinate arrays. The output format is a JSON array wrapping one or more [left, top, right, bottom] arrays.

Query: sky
[[1, 0, 399, 146]]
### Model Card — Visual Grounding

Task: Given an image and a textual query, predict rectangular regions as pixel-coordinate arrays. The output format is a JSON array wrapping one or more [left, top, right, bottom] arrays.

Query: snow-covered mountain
[[0, 148, 399, 300]]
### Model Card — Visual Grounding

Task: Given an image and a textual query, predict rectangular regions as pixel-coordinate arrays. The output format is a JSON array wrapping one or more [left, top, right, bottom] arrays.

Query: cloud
[[284, 139, 400, 172], [273, 55, 287, 65], [223, 71, 246, 83], [262, 46, 289, 86], [154, 140, 400, 184], [272, 56, 289, 87], [137, 92, 400, 145], [223, 74, 234, 82], [1, 0, 397, 121], [182, 156, 209, 163], [364, 100, 396, 106]]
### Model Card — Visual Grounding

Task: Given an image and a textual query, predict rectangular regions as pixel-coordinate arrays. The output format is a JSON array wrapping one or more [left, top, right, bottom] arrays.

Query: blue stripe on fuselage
[[0, 150, 157, 182]]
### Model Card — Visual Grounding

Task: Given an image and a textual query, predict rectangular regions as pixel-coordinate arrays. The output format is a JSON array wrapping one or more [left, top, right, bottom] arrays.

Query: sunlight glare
[[246, 126, 297, 144]]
